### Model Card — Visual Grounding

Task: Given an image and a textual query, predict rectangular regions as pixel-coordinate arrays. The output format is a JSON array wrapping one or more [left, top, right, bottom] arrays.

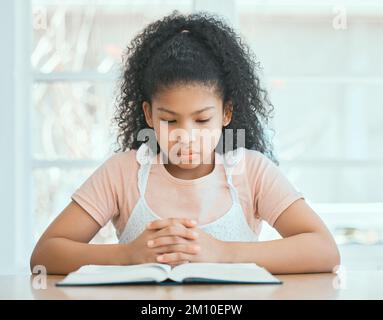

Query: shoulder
[[243, 148, 277, 172], [97, 149, 140, 179], [104, 148, 138, 164], [226, 148, 280, 190], [225, 147, 275, 175]]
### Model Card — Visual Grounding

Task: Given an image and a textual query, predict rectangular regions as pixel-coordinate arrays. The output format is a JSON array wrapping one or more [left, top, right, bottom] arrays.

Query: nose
[[174, 122, 198, 144]]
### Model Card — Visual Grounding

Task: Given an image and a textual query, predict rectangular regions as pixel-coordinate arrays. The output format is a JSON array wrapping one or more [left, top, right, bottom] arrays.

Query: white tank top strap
[[221, 147, 245, 204], [136, 142, 156, 197]]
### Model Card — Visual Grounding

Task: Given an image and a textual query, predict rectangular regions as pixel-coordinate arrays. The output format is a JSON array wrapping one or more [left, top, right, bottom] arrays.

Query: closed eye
[[196, 119, 211, 123], [160, 119, 211, 124]]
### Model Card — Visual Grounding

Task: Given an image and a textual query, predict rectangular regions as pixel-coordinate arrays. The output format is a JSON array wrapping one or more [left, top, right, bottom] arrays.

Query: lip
[[179, 153, 199, 161], [179, 150, 199, 156]]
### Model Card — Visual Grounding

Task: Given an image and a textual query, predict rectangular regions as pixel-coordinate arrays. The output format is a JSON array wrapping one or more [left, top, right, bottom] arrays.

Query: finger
[[156, 252, 194, 263], [146, 218, 197, 230], [153, 225, 199, 240], [147, 235, 189, 248], [154, 243, 200, 255]]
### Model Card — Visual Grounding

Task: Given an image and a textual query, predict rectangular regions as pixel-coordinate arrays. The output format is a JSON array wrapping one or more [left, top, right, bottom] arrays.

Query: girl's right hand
[[119, 218, 200, 267]]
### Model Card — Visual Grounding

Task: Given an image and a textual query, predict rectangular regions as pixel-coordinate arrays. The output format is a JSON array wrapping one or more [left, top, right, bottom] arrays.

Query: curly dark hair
[[112, 10, 278, 164]]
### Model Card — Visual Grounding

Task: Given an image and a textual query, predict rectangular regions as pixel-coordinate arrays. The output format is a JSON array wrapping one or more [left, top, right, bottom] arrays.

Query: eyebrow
[[157, 106, 215, 116]]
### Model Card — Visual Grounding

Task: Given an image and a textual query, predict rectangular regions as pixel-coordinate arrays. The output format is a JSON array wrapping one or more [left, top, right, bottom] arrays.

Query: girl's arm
[[222, 199, 341, 274], [30, 200, 130, 275]]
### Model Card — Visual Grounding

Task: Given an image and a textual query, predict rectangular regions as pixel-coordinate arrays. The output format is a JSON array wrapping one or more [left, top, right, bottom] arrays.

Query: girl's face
[[142, 84, 232, 170]]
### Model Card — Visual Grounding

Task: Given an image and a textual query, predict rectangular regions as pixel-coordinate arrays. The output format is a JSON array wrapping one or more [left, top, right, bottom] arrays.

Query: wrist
[[115, 242, 134, 265], [218, 240, 236, 263]]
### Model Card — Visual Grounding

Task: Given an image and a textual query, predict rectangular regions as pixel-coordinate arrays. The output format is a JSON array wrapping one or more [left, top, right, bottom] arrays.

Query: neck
[[162, 152, 215, 180]]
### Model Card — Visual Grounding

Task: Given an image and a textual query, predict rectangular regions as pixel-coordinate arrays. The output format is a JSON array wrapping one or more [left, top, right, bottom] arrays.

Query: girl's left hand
[[146, 218, 227, 265]]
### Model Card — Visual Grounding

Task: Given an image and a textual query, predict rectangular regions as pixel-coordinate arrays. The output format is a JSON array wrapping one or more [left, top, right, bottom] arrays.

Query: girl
[[30, 11, 340, 275]]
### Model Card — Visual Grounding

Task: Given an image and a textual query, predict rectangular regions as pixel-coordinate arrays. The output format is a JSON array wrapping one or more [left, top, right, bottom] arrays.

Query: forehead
[[152, 84, 223, 115]]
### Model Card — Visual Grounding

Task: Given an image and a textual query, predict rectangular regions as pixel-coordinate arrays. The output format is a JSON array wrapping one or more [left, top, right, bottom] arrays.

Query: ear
[[223, 101, 233, 127], [142, 101, 154, 128]]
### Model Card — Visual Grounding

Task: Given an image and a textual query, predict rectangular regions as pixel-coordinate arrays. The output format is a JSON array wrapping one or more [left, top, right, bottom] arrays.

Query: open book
[[56, 262, 282, 286]]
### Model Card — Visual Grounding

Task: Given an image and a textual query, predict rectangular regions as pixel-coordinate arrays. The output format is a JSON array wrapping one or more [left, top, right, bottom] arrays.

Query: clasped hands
[[127, 218, 227, 267]]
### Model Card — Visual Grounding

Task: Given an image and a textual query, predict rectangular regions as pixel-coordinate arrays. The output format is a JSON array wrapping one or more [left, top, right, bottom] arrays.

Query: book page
[[168, 263, 280, 283], [58, 263, 172, 286]]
